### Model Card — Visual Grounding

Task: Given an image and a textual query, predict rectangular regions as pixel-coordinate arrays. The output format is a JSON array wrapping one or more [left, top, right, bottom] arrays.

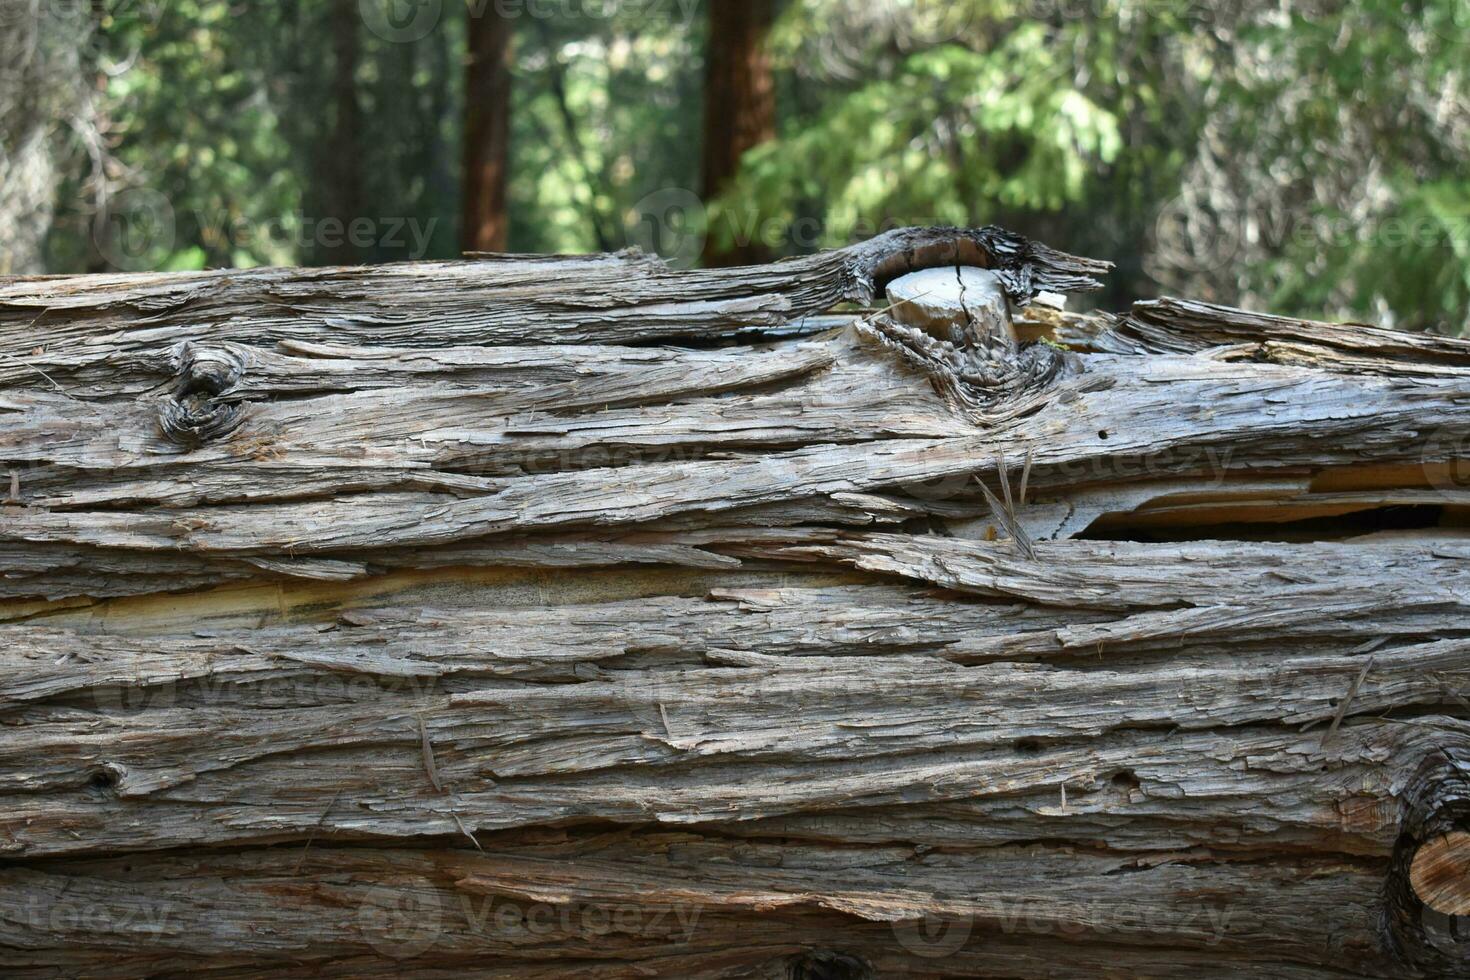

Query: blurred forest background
[[1, 0, 1468, 332]]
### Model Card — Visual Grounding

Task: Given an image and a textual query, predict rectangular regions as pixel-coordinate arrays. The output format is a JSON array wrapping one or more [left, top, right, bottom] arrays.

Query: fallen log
[[0, 227, 1467, 978]]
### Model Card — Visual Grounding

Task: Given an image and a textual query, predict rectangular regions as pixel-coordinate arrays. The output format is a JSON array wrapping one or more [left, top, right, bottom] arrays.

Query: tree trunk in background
[[0, 129, 58, 276], [423, 18, 457, 258], [0, 3, 92, 274], [700, 0, 776, 267], [321, 0, 365, 266], [462, 6, 513, 253]]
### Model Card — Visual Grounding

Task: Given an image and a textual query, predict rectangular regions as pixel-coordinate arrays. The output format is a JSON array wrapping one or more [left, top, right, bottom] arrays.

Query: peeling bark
[[0, 228, 1466, 977]]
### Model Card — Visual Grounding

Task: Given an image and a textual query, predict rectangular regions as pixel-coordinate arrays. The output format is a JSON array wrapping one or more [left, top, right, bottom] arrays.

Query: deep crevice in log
[[1079, 503, 1454, 543]]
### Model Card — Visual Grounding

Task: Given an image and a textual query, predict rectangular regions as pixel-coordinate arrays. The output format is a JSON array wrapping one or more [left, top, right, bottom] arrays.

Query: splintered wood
[[0, 227, 1467, 978]]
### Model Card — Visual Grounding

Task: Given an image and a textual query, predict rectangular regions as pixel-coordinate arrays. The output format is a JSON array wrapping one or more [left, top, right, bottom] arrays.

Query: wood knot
[[1383, 746, 1470, 971], [864, 266, 1081, 423], [158, 342, 250, 448]]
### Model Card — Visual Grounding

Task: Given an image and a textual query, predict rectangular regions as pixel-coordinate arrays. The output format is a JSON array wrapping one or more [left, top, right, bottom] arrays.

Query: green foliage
[[28, 0, 1470, 334], [1192, 0, 1470, 332], [48, 1, 301, 271], [715, 28, 1123, 253], [857, 0, 1463, 331], [507, 5, 705, 254], [47, 0, 462, 271]]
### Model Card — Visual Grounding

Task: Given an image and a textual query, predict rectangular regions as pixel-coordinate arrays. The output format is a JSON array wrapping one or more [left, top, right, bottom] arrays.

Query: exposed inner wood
[[1, 227, 1467, 978], [1410, 831, 1470, 916]]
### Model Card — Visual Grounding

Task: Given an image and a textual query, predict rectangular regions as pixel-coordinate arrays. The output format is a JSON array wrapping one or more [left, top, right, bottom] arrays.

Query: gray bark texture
[[0, 226, 1467, 978]]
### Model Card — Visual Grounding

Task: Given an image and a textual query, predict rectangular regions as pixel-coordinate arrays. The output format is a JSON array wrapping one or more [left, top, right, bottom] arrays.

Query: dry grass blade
[[1321, 655, 1376, 749], [997, 450, 1017, 518], [293, 788, 343, 875], [417, 713, 446, 795], [976, 475, 1036, 560]]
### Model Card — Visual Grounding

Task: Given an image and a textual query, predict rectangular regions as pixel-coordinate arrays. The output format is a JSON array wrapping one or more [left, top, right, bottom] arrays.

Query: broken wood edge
[[834, 226, 1112, 307], [1118, 296, 1470, 365], [0, 226, 1111, 363]]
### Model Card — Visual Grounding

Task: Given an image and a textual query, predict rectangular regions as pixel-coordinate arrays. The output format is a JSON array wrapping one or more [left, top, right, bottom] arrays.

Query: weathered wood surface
[[1, 227, 1468, 978]]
